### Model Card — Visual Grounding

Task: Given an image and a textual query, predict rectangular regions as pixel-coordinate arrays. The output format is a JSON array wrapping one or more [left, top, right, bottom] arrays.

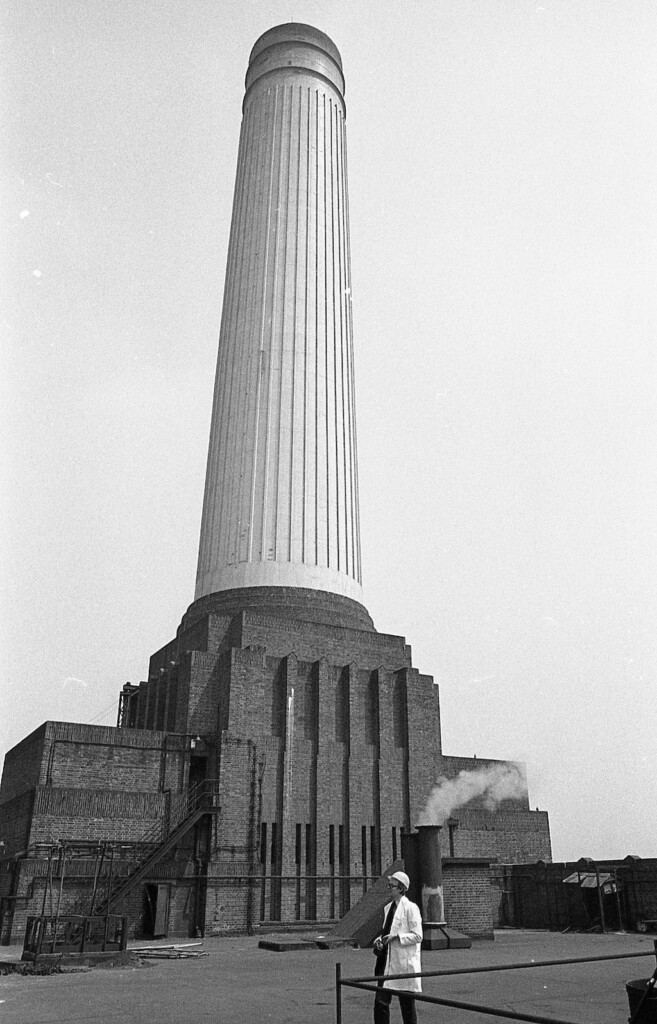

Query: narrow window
[[361, 826, 367, 892], [370, 825, 379, 878], [270, 823, 278, 868]]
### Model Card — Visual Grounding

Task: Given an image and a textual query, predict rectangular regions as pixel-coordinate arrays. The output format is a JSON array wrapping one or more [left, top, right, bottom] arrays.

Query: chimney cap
[[249, 23, 342, 70], [246, 23, 345, 100]]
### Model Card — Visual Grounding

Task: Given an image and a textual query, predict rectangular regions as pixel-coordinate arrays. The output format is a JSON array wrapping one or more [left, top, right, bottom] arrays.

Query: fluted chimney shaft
[[195, 24, 363, 604]]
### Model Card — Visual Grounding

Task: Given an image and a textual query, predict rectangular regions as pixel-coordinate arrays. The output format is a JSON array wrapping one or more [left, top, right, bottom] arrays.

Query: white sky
[[2, 0, 656, 863]]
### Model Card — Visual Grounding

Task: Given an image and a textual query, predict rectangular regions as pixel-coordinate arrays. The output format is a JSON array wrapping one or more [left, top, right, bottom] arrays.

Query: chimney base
[[422, 925, 472, 951]]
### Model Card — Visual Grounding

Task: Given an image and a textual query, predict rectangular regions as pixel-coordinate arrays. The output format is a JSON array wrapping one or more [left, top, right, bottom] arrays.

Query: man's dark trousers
[[373, 954, 418, 1024]]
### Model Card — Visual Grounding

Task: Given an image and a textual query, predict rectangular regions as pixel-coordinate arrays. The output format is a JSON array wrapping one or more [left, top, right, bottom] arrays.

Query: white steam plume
[[419, 764, 527, 825]]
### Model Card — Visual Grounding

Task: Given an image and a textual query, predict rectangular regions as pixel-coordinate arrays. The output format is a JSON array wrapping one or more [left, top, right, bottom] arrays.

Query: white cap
[[389, 870, 410, 890]]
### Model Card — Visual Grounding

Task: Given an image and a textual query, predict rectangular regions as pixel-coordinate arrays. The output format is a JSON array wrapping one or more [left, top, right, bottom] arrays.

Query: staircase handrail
[[96, 778, 220, 914]]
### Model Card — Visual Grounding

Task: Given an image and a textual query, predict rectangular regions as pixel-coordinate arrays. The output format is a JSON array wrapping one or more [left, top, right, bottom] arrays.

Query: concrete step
[[255, 921, 337, 935], [258, 932, 356, 952]]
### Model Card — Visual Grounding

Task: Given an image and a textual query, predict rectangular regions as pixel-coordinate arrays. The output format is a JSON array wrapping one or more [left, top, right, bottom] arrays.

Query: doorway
[[189, 755, 208, 804], [143, 883, 170, 938]]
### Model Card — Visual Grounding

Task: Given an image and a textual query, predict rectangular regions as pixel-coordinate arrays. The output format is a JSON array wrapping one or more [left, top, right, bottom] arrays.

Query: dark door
[[153, 885, 169, 937], [144, 883, 169, 938], [189, 756, 208, 804]]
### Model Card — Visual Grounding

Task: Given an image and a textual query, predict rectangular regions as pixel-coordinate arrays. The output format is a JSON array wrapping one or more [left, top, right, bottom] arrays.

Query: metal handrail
[[96, 779, 220, 913], [336, 943, 657, 1024]]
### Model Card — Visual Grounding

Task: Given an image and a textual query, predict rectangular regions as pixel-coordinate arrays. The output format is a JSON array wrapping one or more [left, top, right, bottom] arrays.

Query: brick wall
[[443, 860, 495, 938], [240, 612, 410, 667], [147, 605, 551, 933], [0, 721, 194, 943], [37, 722, 186, 792], [0, 790, 34, 856], [2, 597, 553, 940], [30, 788, 166, 844], [0, 724, 47, 803], [450, 809, 552, 863]]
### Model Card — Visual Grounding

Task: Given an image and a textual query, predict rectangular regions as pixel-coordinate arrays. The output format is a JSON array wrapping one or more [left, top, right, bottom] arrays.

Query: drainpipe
[[104, 846, 114, 949], [53, 843, 66, 952], [41, 847, 53, 918]]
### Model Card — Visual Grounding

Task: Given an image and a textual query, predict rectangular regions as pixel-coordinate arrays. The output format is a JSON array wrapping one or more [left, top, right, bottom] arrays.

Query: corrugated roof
[[563, 871, 615, 890]]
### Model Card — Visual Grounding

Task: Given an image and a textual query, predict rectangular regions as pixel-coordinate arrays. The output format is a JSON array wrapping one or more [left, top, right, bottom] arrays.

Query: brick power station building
[[0, 24, 551, 945]]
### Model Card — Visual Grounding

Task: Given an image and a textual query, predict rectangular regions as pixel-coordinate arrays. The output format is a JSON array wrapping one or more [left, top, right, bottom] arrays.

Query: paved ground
[[0, 929, 655, 1023]]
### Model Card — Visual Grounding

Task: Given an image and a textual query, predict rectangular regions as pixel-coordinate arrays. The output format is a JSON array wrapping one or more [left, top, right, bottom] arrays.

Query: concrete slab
[[0, 930, 654, 1023], [257, 937, 316, 951], [314, 937, 357, 949], [442, 925, 473, 949]]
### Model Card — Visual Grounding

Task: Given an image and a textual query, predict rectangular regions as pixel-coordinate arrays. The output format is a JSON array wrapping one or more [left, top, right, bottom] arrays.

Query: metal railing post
[[53, 843, 66, 953], [335, 962, 342, 1024]]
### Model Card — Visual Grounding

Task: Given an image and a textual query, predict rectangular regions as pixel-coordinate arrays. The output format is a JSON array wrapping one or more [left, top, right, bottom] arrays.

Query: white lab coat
[[381, 895, 423, 992]]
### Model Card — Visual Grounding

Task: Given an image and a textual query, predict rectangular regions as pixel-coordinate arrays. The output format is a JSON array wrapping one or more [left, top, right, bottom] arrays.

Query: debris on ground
[[131, 942, 208, 959]]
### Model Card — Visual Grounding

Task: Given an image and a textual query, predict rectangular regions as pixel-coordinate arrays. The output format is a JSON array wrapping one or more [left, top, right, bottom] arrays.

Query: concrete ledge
[[258, 934, 357, 952], [315, 937, 357, 949], [441, 926, 473, 949], [180, 586, 375, 633], [258, 938, 316, 952]]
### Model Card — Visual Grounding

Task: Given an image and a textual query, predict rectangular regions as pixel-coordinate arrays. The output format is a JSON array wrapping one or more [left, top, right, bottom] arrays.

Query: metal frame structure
[[23, 913, 127, 957]]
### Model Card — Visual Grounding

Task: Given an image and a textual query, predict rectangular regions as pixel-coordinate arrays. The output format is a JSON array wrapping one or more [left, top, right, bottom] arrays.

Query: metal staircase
[[95, 779, 219, 916]]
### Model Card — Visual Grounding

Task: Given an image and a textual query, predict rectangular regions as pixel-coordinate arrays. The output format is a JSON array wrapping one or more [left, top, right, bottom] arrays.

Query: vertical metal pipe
[[335, 961, 342, 1024], [89, 843, 105, 918], [53, 843, 66, 953], [416, 825, 445, 925], [40, 847, 53, 918], [104, 846, 114, 950]]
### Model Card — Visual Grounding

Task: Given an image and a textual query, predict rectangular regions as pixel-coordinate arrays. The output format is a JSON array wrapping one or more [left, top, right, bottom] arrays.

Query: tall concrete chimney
[[195, 24, 363, 608]]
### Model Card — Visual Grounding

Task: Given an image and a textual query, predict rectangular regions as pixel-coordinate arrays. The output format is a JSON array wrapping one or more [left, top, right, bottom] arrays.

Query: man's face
[[388, 880, 403, 903]]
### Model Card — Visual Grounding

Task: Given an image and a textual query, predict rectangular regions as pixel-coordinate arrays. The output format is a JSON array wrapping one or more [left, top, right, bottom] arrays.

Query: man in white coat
[[372, 870, 422, 1024]]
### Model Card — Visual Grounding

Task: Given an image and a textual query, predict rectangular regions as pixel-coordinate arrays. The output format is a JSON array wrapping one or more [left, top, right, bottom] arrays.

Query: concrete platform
[[441, 924, 473, 948], [258, 932, 357, 951], [422, 924, 472, 950], [258, 937, 317, 951], [0, 929, 655, 1023]]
